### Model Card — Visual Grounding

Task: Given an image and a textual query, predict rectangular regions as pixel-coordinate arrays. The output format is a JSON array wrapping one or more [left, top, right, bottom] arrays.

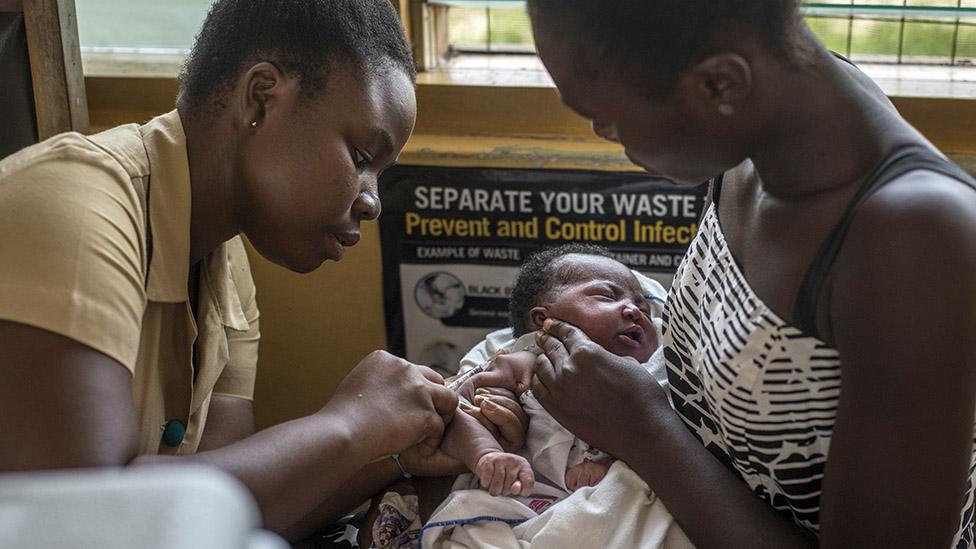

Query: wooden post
[[391, 0, 413, 49], [0, 1, 24, 13], [22, 0, 89, 138], [407, 0, 451, 72], [409, 0, 429, 71]]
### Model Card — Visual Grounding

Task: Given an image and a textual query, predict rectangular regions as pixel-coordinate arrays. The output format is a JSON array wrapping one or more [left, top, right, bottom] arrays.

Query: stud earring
[[718, 103, 734, 116], [250, 121, 258, 128]]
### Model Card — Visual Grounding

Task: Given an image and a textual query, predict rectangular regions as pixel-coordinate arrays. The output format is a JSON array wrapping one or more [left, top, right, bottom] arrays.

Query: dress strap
[[792, 145, 976, 339], [700, 172, 724, 225]]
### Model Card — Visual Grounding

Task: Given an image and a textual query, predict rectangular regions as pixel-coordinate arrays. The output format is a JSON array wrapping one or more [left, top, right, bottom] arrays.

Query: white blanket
[[420, 461, 693, 549]]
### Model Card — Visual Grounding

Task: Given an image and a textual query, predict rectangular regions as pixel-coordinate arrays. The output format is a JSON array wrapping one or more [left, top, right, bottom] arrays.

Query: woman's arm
[[533, 323, 815, 548], [818, 174, 976, 546], [136, 350, 458, 535], [0, 329, 458, 539]]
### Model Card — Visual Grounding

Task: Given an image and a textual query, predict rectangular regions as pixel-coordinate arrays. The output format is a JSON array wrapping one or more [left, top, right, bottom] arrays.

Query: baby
[[442, 243, 659, 500]]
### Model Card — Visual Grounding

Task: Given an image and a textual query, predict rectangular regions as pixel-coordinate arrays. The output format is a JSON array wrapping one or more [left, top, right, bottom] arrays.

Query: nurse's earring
[[250, 121, 258, 128], [718, 103, 734, 116]]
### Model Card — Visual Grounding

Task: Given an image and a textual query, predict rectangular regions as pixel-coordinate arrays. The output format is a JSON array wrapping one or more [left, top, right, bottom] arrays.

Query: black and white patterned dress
[[663, 151, 976, 547]]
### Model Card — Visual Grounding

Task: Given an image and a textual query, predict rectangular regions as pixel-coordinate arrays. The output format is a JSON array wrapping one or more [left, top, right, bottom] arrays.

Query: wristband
[[391, 453, 413, 479]]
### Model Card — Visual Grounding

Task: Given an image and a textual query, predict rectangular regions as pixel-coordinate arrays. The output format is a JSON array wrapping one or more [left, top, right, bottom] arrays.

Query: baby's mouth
[[617, 326, 644, 346]]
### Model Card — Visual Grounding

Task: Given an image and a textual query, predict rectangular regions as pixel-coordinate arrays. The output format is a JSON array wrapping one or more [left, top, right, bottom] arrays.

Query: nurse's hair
[[178, 0, 415, 116], [509, 243, 615, 337], [527, 0, 803, 100]]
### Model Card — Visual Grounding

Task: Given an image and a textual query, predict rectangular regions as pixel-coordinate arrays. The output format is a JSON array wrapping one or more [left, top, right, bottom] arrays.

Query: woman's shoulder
[[0, 128, 147, 218], [858, 165, 976, 237], [1, 126, 142, 181], [830, 163, 976, 345]]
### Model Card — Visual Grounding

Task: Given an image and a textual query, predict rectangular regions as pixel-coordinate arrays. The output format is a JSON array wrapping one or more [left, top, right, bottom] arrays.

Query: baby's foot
[[565, 460, 612, 492]]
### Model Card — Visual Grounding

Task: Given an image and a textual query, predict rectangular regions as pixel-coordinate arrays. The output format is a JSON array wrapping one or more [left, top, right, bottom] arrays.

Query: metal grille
[[434, 1, 976, 66], [804, 2, 976, 66], [446, 5, 534, 54]]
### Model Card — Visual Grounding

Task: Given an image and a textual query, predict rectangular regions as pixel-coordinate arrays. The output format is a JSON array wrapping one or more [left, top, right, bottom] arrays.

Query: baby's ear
[[529, 307, 550, 331]]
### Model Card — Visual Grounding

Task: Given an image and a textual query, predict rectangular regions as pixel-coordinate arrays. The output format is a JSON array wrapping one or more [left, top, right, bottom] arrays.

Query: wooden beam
[[23, 0, 89, 138]]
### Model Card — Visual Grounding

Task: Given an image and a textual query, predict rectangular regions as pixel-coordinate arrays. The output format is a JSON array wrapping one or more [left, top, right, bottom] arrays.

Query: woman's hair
[[509, 243, 615, 337], [178, 0, 416, 116], [527, 0, 802, 100]]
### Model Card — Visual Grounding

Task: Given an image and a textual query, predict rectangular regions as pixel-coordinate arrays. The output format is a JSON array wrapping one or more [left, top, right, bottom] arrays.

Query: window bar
[[950, 0, 961, 65], [896, 0, 906, 65], [485, 6, 491, 53], [846, 0, 855, 59]]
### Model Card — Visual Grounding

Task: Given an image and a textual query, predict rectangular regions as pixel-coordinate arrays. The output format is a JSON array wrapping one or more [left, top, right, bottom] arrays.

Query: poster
[[378, 166, 707, 376]]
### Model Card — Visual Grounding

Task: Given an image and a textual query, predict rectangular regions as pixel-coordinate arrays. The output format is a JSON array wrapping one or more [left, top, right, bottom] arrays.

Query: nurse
[[0, 0, 524, 542], [527, 1, 976, 547]]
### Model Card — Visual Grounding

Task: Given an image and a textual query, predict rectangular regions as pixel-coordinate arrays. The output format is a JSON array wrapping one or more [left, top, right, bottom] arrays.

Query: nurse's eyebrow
[[372, 127, 395, 160]]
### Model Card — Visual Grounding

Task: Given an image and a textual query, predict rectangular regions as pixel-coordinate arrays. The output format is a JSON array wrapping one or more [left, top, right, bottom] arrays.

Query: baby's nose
[[622, 303, 642, 320]]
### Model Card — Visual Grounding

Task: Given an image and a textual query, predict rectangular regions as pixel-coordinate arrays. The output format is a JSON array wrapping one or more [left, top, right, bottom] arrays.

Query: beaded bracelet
[[391, 453, 413, 479]]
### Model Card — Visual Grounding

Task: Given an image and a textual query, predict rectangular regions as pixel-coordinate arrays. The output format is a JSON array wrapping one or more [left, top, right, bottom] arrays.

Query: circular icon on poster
[[415, 271, 465, 319]]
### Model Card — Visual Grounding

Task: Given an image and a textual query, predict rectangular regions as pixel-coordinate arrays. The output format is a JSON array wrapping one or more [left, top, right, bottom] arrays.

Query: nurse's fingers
[[534, 324, 569, 373], [417, 365, 445, 385], [531, 364, 553, 406], [418, 365, 458, 420], [540, 318, 592, 354]]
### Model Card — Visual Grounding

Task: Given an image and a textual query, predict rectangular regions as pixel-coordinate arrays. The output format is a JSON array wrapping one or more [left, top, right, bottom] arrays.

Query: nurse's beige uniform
[[0, 110, 260, 454]]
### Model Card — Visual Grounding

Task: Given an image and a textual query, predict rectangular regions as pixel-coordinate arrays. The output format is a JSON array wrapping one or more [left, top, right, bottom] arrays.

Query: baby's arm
[[441, 397, 534, 496], [457, 350, 536, 402], [441, 350, 538, 496]]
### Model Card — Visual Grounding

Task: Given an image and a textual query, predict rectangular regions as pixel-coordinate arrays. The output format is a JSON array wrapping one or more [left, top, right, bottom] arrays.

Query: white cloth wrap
[[422, 461, 693, 549]]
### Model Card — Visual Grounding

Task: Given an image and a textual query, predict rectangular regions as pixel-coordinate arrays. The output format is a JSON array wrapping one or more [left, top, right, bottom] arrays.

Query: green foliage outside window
[[76, 0, 976, 65]]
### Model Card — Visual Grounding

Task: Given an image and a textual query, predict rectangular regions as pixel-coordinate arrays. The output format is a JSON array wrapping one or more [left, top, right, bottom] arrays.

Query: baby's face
[[543, 255, 658, 362]]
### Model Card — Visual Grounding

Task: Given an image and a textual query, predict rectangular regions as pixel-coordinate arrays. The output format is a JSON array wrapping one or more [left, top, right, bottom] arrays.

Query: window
[[446, 3, 533, 54], [76, 0, 210, 52], [417, 1, 976, 74], [75, 0, 976, 93]]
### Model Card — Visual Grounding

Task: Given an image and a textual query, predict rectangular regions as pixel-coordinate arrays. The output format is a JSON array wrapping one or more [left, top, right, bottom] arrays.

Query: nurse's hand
[[323, 350, 458, 463], [532, 319, 670, 462]]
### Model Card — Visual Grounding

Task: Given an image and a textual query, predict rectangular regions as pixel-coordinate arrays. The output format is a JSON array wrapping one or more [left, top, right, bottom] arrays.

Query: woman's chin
[[288, 260, 324, 274], [256, 244, 328, 274]]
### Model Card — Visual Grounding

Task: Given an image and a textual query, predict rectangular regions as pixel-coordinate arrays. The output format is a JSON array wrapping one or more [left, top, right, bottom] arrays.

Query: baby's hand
[[564, 460, 612, 492], [475, 451, 534, 497]]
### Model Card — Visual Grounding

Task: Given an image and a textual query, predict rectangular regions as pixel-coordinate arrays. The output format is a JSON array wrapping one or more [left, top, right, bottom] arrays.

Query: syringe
[[446, 359, 491, 392]]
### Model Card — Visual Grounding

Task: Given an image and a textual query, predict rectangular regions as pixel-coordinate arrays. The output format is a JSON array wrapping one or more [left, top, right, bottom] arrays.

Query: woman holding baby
[[527, 1, 976, 548]]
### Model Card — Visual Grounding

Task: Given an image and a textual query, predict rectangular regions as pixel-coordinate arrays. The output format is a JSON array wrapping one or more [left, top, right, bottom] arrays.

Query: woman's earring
[[250, 121, 258, 128], [718, 104, 734, 116]]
